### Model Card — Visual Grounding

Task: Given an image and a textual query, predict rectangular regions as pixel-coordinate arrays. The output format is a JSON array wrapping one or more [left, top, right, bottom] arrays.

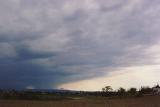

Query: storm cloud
[[0, 0, 160, 90]]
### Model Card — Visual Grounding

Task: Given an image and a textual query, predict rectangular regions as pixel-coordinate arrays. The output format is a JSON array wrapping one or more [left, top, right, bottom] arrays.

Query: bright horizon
[[0, 0, 160, 91]]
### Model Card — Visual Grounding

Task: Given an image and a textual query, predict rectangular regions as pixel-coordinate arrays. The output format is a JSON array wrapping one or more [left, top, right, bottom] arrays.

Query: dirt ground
[[0, 95, 160, 107]]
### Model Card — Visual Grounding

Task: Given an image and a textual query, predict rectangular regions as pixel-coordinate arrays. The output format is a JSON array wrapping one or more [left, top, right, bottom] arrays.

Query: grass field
[[0, 96, 160, 107]]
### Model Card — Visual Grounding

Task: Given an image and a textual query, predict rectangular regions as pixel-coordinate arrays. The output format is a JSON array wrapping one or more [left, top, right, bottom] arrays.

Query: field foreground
[[0, 96, 160, 107]]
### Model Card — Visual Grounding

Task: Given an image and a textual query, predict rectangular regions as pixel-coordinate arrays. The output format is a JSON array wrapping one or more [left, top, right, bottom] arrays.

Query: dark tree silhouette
[[128, 88, 137, 96], [102, 86, 113, 92], [118, 87, 126, 97]]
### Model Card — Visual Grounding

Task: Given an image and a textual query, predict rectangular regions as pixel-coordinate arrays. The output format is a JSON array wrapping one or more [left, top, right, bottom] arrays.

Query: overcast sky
[[0, 0, 160, 91]]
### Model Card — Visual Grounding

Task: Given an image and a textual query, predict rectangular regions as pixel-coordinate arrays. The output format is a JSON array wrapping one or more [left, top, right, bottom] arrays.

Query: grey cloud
[[0, 42, 17, 58], [0, 0, 160, 89]]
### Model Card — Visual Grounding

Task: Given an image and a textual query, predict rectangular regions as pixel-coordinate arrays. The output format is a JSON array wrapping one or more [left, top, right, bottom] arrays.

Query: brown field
[[0, 96, 160, 107]]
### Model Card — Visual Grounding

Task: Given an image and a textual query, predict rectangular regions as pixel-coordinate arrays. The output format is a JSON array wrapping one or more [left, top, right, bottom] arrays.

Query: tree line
[[0, 84, 159, 100], [101, 85, 158, 97]]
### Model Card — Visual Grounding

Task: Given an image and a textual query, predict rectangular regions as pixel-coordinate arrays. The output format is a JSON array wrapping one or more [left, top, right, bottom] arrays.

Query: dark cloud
[[0, 0, 160, 89]]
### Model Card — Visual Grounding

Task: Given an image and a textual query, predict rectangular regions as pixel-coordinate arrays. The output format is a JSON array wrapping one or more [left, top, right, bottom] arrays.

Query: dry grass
[[0, 96, 160, 107]]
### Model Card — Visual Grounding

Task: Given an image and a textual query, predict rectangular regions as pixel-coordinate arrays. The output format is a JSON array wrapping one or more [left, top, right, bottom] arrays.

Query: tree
[[102, 86, 113, 92], [128, 88, 137, 96], [118, 87, 126, 97], [139, 86, 152, 95]]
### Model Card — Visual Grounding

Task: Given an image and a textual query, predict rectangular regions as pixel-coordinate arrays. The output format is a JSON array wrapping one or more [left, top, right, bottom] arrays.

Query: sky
[[0, 0, 160, 91]]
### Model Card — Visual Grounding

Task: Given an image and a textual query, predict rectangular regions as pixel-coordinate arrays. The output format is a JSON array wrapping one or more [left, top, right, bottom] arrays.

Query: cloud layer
[[0, 0, 160, 90]]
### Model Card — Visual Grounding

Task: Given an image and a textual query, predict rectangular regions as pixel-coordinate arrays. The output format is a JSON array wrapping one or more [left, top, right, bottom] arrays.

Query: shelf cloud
[[0, 0, 160, 90]]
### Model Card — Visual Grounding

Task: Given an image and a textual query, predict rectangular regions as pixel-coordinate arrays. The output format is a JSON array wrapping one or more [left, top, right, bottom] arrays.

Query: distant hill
[[24, 89, 80, 93]]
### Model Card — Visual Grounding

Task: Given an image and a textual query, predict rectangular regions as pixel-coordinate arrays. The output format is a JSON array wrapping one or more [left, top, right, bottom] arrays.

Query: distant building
[[152, 84, 160, 95]]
